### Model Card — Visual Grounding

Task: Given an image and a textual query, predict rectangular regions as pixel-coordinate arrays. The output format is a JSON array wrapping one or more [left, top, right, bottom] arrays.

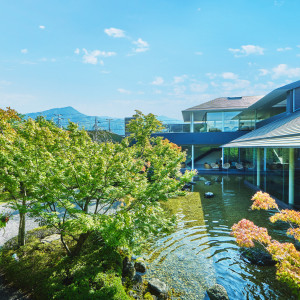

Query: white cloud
[[272, 64, 300, 79], [82, 49, 116, 65], [21, 49, 28, 54], [206, 73, 217, 79], [254, 82, 275, 90], [0, 80, 11, 87], [133, 38, 149, 53], [173, 75, 188, 84], [274, 0, 284, 7], [173, 86, 186, 96], [222, 72, 238, 80], [104, 28, 125, 38], [190, 82, 208, 93], [222, 79, 250, 91], [152, 77, 164, 85], [39, 25, 45, 30], [154, 89, 162, 94], [195, 51, 203, 55], [117, 88, 131, 94], [210, 81, 219, 87], [258, 69, 269, 76], [74, 48, 80, 54], [228, 45, 264, 57], [277, 47, 292, 52]]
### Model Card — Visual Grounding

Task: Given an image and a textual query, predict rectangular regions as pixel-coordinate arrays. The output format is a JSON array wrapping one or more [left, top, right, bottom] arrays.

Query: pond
[[145, 175, 297, 299]]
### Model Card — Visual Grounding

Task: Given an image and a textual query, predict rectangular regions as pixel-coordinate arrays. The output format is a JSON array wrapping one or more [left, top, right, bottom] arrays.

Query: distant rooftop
[[183, 96, 263, 112], [182, 96, 263, 122]]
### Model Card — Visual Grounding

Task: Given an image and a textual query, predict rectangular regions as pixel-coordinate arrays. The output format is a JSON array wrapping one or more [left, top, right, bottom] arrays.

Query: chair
[[204, 163, 212, 169], [235, 163, 244, 170], [222, 163, 230, 170], [211, 163, 219, 169]]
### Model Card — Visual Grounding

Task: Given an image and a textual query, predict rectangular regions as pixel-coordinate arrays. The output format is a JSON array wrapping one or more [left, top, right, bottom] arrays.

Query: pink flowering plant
[[231, 191, 300, 292]]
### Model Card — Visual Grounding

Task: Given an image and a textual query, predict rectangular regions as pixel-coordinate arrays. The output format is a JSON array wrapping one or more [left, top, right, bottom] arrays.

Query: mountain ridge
[[25, 106, 182, 135]]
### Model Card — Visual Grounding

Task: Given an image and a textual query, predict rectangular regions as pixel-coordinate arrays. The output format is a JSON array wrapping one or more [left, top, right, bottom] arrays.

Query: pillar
[[263, 148, 267, 171], [257, 148, 261, 187], [222, 147, 224, 166], [191, 145, 195, 170], [190, 112, 194, 133], [289, 148, 295, 205]]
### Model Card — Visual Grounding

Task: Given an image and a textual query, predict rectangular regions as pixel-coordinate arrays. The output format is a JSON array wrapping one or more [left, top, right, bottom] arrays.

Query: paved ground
[[0, 204, 38, 247], [0, 204, 37, 299]]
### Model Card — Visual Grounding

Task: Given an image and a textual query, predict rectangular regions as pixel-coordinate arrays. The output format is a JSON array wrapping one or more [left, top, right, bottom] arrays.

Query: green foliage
[[1, 108, 195, 257], [0, 229, 129, 299]]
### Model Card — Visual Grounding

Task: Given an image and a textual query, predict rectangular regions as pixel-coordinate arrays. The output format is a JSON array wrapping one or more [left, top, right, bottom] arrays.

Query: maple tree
[[231, 191, 300, 292]]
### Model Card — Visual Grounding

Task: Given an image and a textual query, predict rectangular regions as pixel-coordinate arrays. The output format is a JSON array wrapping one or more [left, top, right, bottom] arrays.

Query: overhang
[[222, 110, 300, 148]]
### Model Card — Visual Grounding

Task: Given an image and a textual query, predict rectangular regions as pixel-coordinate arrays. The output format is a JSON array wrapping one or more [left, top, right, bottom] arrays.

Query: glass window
[[206, 112, 223, 132], [224, 111, 240, 132]]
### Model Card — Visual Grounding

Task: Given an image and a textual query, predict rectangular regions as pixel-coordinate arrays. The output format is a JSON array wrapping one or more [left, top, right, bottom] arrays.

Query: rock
[[133, 273, 143, 284], [128, 290, 139, 299], [204, 192, 214, 198], [206, 284, 229, 300], [148, 278, 168, 298], [135, 261, 147, 273], [41, 234, 61, 244], [205, 181, 212, 185], [122, 256, 136, 279], [132, 274, 143, 293], [240, 248, 276, 266], [181, 184, 191, 191]]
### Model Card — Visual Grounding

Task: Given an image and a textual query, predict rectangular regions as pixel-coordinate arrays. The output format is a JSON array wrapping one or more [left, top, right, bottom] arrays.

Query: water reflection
[[145, 175, 297, 299]]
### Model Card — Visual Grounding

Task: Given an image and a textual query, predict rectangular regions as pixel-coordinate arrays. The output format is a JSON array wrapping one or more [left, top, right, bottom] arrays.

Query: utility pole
[[54, 114, 63, 128], [93, 117, 101, 141], [106, 118, 113, 132]]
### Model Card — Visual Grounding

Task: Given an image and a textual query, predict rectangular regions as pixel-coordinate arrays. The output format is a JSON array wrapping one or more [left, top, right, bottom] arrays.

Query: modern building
[[153, 80, 300, 208]]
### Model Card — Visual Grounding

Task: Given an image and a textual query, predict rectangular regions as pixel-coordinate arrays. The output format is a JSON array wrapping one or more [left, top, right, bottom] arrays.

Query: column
[[191, 145, 195, 170], [263, 148, 267, 171], [289, 148, 295, 205], [264, 148, 267, 190], [222, 147, 224, 166], [257, 148, 261, 187], [190, 112, 194, 133]]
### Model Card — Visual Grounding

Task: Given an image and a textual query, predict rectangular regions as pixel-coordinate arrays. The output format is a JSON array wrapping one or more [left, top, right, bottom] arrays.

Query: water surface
[[146, 175, 297, 299]]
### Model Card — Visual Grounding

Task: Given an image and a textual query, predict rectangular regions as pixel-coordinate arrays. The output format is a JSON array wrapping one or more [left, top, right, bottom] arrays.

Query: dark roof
[[183, 96, 263, 112], [222, 110, 300, 148], [240, 80, 300, 113]]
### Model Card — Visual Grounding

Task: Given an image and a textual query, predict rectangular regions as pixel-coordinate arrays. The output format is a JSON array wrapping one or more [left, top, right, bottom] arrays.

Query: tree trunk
[[18, 211, 26, 247], [71, 231, 91, 257]]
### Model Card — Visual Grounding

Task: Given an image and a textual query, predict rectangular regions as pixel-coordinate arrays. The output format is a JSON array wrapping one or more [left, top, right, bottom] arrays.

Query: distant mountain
[[25, 107, 182, 136]]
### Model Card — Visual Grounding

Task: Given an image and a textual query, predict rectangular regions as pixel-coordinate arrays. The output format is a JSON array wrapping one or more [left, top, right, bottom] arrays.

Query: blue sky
[[0, 0, 300, 119]]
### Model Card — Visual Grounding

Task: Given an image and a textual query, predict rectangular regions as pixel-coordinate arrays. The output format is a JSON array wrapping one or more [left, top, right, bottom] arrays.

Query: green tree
[[1, 109, 195, 256], [0, 109, 49, 246]]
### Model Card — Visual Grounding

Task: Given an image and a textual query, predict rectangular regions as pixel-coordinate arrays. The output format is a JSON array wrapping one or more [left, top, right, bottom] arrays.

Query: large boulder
[[41, 234, 61, 244], [135, 261, 147, 273], [240, 248, 276, 266], [206, 284, 229, 300], [122, 257, 136, 279], [148, 278, 168, 298]]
